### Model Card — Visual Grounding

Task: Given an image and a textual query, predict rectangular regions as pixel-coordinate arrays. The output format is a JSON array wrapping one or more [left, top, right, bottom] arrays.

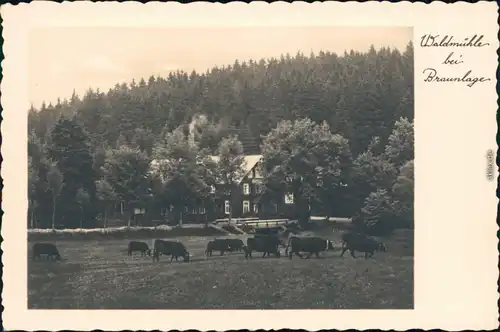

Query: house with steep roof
[[150, 154, 296, 224], [207, 154, 297, 222]]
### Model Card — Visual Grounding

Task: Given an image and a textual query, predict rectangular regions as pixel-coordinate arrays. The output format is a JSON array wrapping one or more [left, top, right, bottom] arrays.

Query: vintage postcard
[[1, 1, 498, 330]]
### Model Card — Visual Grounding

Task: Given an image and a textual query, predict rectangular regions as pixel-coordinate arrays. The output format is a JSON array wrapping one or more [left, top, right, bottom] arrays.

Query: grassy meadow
[[28, 229, 413, 309]]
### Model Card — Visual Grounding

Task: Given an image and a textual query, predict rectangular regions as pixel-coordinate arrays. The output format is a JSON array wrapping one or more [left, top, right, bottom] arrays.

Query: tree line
[[28, 42, 414, 233]]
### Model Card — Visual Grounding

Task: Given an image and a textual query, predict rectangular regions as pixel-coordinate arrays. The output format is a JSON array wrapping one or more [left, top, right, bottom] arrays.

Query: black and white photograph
[[1, 2, 497, 331], [26, 25, 415, 310]]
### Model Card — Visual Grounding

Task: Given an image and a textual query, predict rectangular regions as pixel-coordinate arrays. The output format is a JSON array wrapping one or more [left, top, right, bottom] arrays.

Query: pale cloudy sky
[[29, 27, 412, 107]]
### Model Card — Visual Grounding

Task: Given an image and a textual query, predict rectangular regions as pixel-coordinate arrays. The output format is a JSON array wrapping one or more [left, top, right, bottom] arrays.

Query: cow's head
[[146, 249, 152, 256]]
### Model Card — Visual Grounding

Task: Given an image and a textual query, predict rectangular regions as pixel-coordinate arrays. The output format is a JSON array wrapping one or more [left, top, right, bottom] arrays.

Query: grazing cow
[[32, 242, 61, 261], [127, 241, 151, 256], [205, 239, 230, 257], [340, 231, 365, 248], [340, 232, 387, 259], [245, 236, 281, 259], [227, 238, 245, 252], [153, 239, 190, 262], [285, 236, 333, 259]]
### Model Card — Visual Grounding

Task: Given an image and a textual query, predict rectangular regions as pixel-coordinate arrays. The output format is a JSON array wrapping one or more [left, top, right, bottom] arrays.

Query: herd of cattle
[[31, 230, 388, 263]]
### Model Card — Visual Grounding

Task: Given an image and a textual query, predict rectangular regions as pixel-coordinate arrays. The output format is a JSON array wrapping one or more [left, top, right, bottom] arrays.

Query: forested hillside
[[28, 42, 414, 231]]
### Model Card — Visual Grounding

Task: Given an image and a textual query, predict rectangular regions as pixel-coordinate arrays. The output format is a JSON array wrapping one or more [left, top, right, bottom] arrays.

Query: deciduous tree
[[216, 135, 246, 224], [95, 179, 117, 228], [28, 157, 39, 228], [102, 146, 151, 227], [76, 187, 90, 228], [46, 160, 63, 229], [152, 127, 215, 226], [261, 119, 351, 226], [384, 117, 414, 167], [391, 160, 414, 228]]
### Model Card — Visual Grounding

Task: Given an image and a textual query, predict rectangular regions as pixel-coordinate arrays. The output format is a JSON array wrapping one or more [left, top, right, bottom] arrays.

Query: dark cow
[[32, 242, 61, 261], [205, 239, 230, 257], [285, 236, 333, 259], [128, 241, 151, 256], [227, 238, 245, 252], [340, 231, 365, 247], [153, 239, 190, 262], [244, 236, 281, 259], [340, 232, 387, 259]]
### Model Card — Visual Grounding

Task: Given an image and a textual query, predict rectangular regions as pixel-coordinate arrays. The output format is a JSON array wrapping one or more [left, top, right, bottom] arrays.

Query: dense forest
[[28, 42, 414, 232]]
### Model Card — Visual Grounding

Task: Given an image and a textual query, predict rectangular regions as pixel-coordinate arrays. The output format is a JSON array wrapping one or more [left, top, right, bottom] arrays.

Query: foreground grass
[[28, 233, 413, 309]]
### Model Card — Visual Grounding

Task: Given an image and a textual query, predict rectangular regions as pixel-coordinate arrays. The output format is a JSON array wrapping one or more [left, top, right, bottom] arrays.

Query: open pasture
[[28, 232, 413, 309]]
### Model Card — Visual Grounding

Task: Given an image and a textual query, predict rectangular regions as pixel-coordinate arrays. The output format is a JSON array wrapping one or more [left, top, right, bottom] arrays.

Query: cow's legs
[[305, 252, 312, 259], [340, 247, 348, 257], [349, 249, 356, 258], [220, 250, 224, 256], [315, 252, 320, 258], [262, 252, 267, 258], [295, 252, 304, 259]]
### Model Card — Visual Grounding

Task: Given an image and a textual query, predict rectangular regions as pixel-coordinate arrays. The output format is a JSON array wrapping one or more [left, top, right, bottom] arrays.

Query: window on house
[[272, 203, 278, 213], [210, 185, 216, 194], [243, 200, 250, 214], [199, 206, 206, 214], [224, 200, 230, 215], [253, 203, 259, 214], [255, 183, 263, 194], [191, 207, 197, 214], [285, 193, 294, 205], [184, 206, 189, 213], [243, 183, 250, 195], [254, 164, 262, 178]]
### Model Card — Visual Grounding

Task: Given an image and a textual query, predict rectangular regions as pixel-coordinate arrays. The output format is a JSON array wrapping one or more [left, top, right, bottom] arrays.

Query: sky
[[29, 26, 412, 108]]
